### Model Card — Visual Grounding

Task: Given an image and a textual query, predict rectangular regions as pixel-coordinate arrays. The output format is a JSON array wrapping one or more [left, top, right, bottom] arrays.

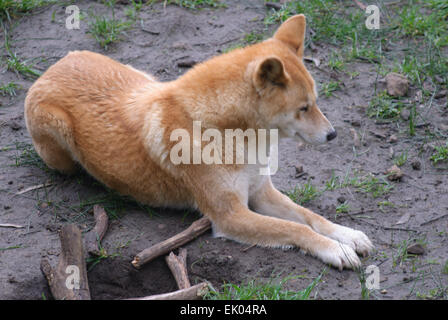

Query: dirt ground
[[0, 0, 447, 300]]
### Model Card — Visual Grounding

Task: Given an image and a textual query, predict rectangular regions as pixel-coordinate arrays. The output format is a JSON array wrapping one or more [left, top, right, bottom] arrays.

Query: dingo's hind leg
[[25, 103, 77, 174]]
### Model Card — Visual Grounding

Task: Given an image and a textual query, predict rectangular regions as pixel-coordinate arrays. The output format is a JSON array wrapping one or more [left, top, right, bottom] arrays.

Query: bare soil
[[0, 0, 447, 300]]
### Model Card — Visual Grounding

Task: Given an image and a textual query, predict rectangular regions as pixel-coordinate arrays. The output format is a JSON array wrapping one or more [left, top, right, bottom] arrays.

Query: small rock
[[411, 160, 421, 171], [386, 165, 403, 181], [406, 243, 425, 255], [389, 147, 395, 159], [400, 109, 410, 121], [157, 224, 166, 230], [385, 72, 409, 97], [380, 289, 388, 294], [337, 196, 346, 204], [294, 165, 307, 178], [8, 276, 17, 284], [387, 134, 398, 143], [9, 121, 21, 131]]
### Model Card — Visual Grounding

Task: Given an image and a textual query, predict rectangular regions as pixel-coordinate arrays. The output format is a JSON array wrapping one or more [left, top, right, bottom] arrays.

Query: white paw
[[317, 241, 361, 270], [329, 225, 374, 257]]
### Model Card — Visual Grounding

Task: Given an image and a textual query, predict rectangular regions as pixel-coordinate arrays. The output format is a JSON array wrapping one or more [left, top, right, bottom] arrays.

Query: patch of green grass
[[395, 31, 448, 89], [430, 141, 448, 164], [12, 141, 48, 171], [286, 180, 320, 205], [336, 201, 350, 214], [206, 271, 325, 300], [354, 174, 393, 198], [357, 267, 372, 300], [222, 31, 266, 54], [327, 51, 345, 71], [5, 51, 41, 78], [222, 43, 243, 54], [394, 151, 408, 167], [87, 13, 132, 50], [86, 240, 119, 272], [243, 31, 265, 45], [264, 0, 385, 59], [42, 185, 157, 225], [2, 25, 41, 79], [392, 238, 427, 269], [443, 260, 448, 275], [377, 201, 395, 213], [397, 4, 448, 47], [328, 171, 393, 199], [367, 91, 403, 120], [324, 171, 340, 191], [416, 287, 448, 300], [0, 82, 20, 97], [319, 81, 341, 98], [0, 0, 56, 22], [125, 0, 143, 20]]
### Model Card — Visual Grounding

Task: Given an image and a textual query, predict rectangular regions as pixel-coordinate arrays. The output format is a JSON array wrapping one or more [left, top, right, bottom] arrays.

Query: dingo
[[25, 15, 373, 269]]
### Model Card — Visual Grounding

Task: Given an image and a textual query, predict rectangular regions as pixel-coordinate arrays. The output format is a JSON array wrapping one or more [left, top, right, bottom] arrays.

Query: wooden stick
[[165, 248, 190, 289], [420, 213, 448, 226], [0, 223, 24, 228], [124, 282, 208, 300], [84, 205, 109, 256], [15, 182, 52, 195], [40, 224, 91, 300], [132, 217, 211, 269]]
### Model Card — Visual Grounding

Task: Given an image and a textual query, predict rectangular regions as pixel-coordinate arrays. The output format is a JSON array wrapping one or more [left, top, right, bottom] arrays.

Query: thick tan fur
[[25, 15, 373, 269]]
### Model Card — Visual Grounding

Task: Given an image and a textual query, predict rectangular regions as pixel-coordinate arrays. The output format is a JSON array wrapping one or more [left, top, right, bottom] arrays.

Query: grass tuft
[[206, 271, 325, 300], [0, 82, 20, 97]]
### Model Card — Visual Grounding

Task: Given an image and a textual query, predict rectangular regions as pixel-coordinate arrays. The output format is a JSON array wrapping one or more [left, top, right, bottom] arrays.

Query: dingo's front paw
[[329, 225, 374, 257], [316, 240, 361, 270]]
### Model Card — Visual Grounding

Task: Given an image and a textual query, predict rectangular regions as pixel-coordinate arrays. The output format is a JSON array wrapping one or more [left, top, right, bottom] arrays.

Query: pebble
[[400, 109, 410, 121], [385, 72, 409, 97], [386, 165, 403, 181], [387, 134, 398, 143], [411, 160, 421, 171], [337, 196, 346, 204], [406, 243, 425, 255]]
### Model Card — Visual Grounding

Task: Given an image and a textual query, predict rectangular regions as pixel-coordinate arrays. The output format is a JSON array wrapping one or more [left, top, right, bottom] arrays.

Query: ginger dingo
[[25, 15, 373, 270]]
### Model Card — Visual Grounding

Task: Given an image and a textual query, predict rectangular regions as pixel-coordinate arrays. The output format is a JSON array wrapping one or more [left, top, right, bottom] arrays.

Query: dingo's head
[[251, 15, 336, 145]]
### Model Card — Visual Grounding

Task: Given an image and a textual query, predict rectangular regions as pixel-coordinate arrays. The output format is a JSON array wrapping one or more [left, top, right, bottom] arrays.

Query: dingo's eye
[[299, 105, 309, 112]]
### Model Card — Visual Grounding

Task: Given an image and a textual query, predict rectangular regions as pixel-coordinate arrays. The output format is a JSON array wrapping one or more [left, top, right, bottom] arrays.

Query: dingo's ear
[[273, 14, 306, 57], [253, 56, 289, 89]]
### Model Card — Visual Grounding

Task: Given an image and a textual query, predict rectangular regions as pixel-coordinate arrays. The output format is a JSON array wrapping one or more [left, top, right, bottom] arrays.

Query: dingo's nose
[[326, 130, 337, 141]]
